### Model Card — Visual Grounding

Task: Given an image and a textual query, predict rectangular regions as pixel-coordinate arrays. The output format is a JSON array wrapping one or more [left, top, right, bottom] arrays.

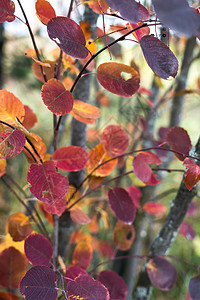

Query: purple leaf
[[189, 274, 200, 300], [47, 17, 89, 59], [106, 0, 140, 23], [140, 35, 179, 79], [24, 233, 53, 267], [20, 266, 57, 300], [0, 129, 26, 159], [98, 270, 128, 300], [108, 187, 136, 224], [152, 0, 200, 37], [65, 265, 87, 285], [27, 161, 69, 204], [179, 222, 196, 241], [67, 274, 109, 300], [147, 257, 177, 291]]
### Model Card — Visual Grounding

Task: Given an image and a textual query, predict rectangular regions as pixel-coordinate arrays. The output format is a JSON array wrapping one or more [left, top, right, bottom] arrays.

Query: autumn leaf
[[65, 265, 87, 284], [71, 99, 101, 124], [97, 62, 140, 97], [183, 158, 200, 191], [0, 129, 26, 159], [72, 241, 93, 269], [0, 90, 25, 125], [140, 35, 179, 79], [147, 257, 177, 291], [100, 124, 129, 157], [35, 0, 56, 25], [25, 233, 53, 267], [47, 17, 89, 59], [86, 144, 118, 177], [70, 208, 92, 225], [0, 247, 27, 289], [52, 146, 89, 171], [41, 79, 74, 115], [143, 202, 167, 216], [27, 161, 69, 204], [113, 221, 135, 251], [7, 213, 33, 242], [21, 105, 37, 129], [23, 132, 47, 164], [20, 266, 57, 300], [132, 151, 162, 185], [0, 0, 15, 23], [167, 127, 192, 161]]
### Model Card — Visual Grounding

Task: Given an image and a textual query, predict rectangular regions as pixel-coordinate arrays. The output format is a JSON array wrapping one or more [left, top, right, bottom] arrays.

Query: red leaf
[[25, 233, 53, 267], [97, 62, 140, 97], [183, 158, 200, 191], [143, 202, 166, 216], [0, 0, 15, 23], [147, 257, 177, 291], [179, 221, 196, 240], [0, 247, 27, 289], [70, 208, 91, 225], [189, 274, 200, 300], [35, 0, 56, 25], [126, 186, 141, 208], [100, 125, 129, 157], [72, 99, 101, 124], [66, 274, 109, 300], [43, 197, 66, 216], [41, 79, 73, 115], [140, 35, 179, 79], [0, 292, 19, 300], [132, 151, 162, 185], [72, 241, 93, 270], [98, 270, 128, 300], [22, 105, 37, 129], [20, 266, 57, 300], [128, 22, 150, 41], [105, 0, 140, 23], [108, 187, 136, 224], [0, 129, 26, 159], [113, 221, 135, 251], [27, 161, 69, 204], [152, 0, 200, 37], [65, 265, 87, 285], [52, 146, 89, 171], [47, 17, 89, 59]]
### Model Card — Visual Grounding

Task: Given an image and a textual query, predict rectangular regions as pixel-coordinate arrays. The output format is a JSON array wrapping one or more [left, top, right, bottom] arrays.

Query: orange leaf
[[0, 292, 19, 300], [72, 241, 93, 270], [66, 185, 82, 208], [113, 221, 135, 251], [6, 213, 33, 242], [32, 59, 63, 83], [0, 159, 6, 177], [35, 0, 56, 25], [0, 247, 27, 289], [71, 100, 101, 124], [96, 91, 110, 107], [21, 105, 37, 129], [25, 51, 51, 67], [0, 90, 25, 125], [38, 201, 54, 225], [62, 76, 74, 90], [23, 132, 47, 164], [83, 0, 109, 14], [86, 144, 118, 177], [79, 21, 92, 40]]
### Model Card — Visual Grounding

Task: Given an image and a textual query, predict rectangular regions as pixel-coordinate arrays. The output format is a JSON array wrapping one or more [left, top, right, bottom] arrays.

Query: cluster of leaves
[[0, 0, 200, 299]]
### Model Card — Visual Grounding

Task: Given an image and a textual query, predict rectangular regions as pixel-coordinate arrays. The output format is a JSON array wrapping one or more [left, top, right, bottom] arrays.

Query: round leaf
[[140, 35, 179, 79], [113, 221, 135, 251], [100, 125, 129, 157], [20, 266, 57, 300], [25, 233, 53, 267], [41, 79, 74, 115], [189, 274, 200, 300], [7, 212, 33, 241], [97, 62, 140, 97], [47, 17, 89, 59], [72, 241, 93, 270], [147, 257, 177, 291], [108, 187, 136, 224], [36, 0, 56, 25], [52, 146, 89, 171]]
